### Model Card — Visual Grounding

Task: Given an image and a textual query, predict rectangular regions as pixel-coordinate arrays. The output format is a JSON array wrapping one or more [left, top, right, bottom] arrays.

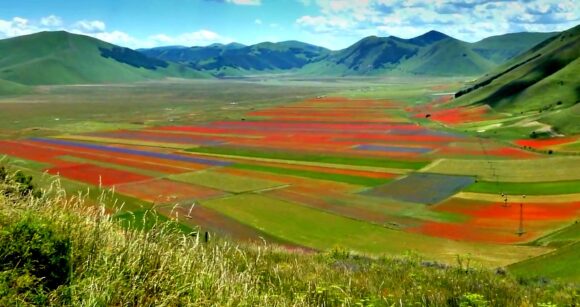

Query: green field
[[465, 180, 580, 195], [534, 223, 580, 247], [188, 146, 429, 170], [231, 163, 390, 186], [168, 170, 285, 193], [0, 79, 343, 137], [422, 157, 580, 182], [509, 242, 580, 282], [203, 194, 546, 267]]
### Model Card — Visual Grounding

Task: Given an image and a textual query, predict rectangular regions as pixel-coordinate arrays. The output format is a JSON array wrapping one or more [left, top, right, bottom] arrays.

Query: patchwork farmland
[[1, 95, 579, 267]]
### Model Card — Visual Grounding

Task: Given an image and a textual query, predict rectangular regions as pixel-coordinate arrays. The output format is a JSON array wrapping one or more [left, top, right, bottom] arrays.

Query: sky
[[0, 0, 578, 50]]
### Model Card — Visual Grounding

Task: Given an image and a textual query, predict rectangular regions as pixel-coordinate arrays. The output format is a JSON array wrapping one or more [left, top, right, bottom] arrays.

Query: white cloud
[[73, 20, 106, 33], [254, 18, 262, 25], [0, 17, 37, 38], [296, 15, 352, 33], [146, 30, 233, 47], [296, 0, 580, 43], [0, 15, 231, 49], [226, 0, 261, 5], [40, 15, 63, 27]]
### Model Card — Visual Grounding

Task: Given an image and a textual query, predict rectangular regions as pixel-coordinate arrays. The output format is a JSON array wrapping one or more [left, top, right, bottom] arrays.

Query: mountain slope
[[140, 41, 329, 76], [301, 35, 423, 75], [0, 79, 31, 96], [454, 24, 580, 134], [300, 30, 552, 76], [398, 38, 496, 76], [471, 32, 557, 64], [0, 31, 208, 85], [138, 42, 246, 63]]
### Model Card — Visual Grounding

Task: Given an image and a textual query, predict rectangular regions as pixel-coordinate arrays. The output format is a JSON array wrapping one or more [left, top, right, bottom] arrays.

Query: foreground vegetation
[[0, 168, 577, 306]]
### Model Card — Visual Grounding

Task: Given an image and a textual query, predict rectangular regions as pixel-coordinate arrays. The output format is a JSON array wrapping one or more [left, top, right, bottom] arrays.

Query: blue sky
[[0, 0, 578, 49]]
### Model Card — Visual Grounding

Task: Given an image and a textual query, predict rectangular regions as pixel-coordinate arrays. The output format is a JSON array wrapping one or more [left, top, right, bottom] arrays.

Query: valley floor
[[0, 78, 578, 282]]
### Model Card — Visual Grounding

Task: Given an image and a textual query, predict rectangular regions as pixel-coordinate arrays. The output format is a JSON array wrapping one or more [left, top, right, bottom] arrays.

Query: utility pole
[[517, 195, 526, 236]]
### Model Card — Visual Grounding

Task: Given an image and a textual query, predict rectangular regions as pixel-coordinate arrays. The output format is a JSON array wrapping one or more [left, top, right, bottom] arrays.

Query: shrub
[[0, 215, 71, 303]]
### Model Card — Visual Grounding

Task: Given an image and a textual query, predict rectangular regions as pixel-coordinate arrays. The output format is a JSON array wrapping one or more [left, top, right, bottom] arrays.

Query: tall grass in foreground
[[0, 168, 577, 306]]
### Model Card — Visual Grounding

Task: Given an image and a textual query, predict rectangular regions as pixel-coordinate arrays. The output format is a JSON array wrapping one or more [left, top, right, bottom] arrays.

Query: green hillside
[[138, 43, 246, 63], [509, 241, 580, 282], [0, 31, 208, 85], [299, 31, 552, 77], [0, 79, 31, 96], [453, 24, 580, 134], [141, 40, 329, 76], [471, 32, 557, 63], [136, 30, 559, 77], [398, 38, 496, 76]]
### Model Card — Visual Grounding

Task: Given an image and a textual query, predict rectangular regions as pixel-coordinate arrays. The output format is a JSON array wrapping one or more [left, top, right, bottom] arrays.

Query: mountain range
[[0, 28, 564, 86], [141, 30, 555, 77]]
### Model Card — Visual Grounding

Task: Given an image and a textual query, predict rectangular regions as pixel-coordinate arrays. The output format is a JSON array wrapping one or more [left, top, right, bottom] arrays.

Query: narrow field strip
[[186, 146, 428, 170], [57, 155, 167, 177], [465, 180, 580, 195], [183, 150, 412, 175], [454, 192, 580, 203], [148, 128, 263, 139], [115, 178, 227, 203], [46, 163, 152, 186], [55, 135, 193, 149], [0, 154, 49, 170], [355, 144, 434, 154], [30, 138, 232, 167], [85, 131, 225, 146], [217, 168, 357, 194], [234, 159, 398, 179], [232, 163, 390, 186], [19, 140, 211, 172], [421, 157, 580, 182]]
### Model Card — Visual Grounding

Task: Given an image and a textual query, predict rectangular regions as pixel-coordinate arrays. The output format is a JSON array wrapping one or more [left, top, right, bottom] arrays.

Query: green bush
[[0, 215, 71, 303], [0, 167, 42, 198]]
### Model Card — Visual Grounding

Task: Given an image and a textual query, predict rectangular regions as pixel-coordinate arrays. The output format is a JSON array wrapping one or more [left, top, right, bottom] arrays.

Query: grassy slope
[[0, 31, 208, 85], [453, 25, 580, 134], [300, 32, 550, 77], [535, 223, 580, 247], [0, 79, 31, 96], [471, 32, 557, 64], [398, 39, 496, 76], [509, 241, 580, 282]]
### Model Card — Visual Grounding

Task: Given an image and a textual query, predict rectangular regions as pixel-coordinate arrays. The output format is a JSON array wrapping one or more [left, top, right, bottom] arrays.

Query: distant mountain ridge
[[299, 31, 555, 76], [140, 40, 330, 77], [139, 30, 555, 77], [0, 29, 563, 87]]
